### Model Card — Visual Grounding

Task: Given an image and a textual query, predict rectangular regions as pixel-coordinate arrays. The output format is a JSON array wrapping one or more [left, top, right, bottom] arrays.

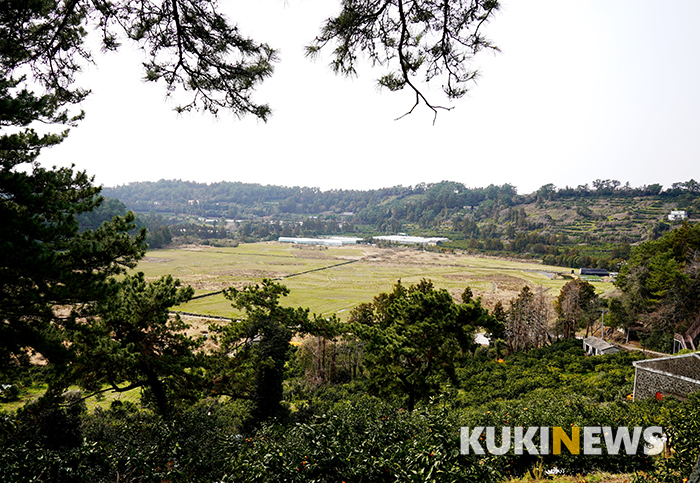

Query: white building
[[279, 237, 343, 246], [583, 336, 619, 356], [373, 235, 450, 246], [668, 210, 688, 221], [327, 237, 364, 245], [278, 237, 363, 246]]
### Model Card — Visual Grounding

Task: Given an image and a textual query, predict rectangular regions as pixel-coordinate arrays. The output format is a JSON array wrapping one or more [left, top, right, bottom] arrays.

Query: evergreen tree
[[614, 222, 700, 338], [213, 280, 314, 422], [0, 158, 146, 385], [70, 273, 196, 416], [350, 279, 494, 411]]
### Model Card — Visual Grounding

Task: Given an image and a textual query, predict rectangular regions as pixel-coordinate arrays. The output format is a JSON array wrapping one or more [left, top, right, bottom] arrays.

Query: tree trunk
[[144, 366, 169, 417], [407, 387, 416, 412]]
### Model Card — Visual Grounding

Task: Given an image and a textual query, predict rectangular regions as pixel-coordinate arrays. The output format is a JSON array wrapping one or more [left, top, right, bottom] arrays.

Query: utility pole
[[599, 309, 608, 340]]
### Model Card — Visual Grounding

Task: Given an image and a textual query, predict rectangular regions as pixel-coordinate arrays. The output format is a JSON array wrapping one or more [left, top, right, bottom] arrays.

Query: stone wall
[[642, 354, 700, 380], [633, 354, 700, 401]]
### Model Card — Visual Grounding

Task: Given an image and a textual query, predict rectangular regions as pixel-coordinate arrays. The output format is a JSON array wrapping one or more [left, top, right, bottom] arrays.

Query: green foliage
[[3, 332, 698, 482], [1, 0, 276, 120], [631, 394, 700, 482], [456, 340, 644, 406], [147, 225, 173, 249], [138, 212, 173, 249], [307, 0, 500, 117], [83, 399, 250, 482], [0, 391, 99, 483], [76, 197, 129, 232], [457, 394, 654, 477], [638, 331, 674, 354], [0, 398, 252, 483], [350, 279, 494, 411], [211, 280, 320, 422], [71, 273, 196, 416], [614, 222, 700, 339], [0, 159, 147, 384], [224, 396, 503, 483]]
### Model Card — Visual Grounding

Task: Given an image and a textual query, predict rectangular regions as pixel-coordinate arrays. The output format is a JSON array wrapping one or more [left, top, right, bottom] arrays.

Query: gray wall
[[634, 365, 700, 400]]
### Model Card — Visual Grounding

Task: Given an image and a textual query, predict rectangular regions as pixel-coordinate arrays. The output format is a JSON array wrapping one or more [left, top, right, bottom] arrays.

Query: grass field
[[1, 382, 141, 413], [133, 242, 615, 319]]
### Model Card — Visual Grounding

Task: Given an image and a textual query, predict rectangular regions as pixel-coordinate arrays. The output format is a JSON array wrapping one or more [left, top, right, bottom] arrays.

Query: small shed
[[583, 336, 619, 356], [633, 353, 700, 401]]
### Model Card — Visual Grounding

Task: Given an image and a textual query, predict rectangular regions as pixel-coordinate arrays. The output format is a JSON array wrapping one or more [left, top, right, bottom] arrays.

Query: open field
[[0, 382, 141, 413], [133, 242, 615, 319]]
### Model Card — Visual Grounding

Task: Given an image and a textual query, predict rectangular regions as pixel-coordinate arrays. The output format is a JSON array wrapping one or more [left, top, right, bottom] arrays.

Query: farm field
[[134, 242, 615, 319]]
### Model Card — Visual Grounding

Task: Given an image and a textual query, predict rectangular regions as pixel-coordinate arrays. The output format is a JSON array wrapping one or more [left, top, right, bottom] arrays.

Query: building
[[583, 336, 619, 356], [633, 352, 700, 401], [372, 235, 450, 246], [580, 268, 610, 277], [328, 237, 364, 245], [278, 237, 363, 246], [668, 210, 688, 221], [278, 237, 342, 246]]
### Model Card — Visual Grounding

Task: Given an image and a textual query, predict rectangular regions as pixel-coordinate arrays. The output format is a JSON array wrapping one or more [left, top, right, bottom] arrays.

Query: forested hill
[[103, 179, 517, 219], [104, 179, 700, 269], [104, 178, 700, 226]]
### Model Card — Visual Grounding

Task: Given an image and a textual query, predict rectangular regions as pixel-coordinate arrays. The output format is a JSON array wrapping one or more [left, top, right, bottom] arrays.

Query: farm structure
[[278, 237, 363, 246], [583, 336, 619, 356], [633, 352, 700, 401], [373, 235, 449, 246], [580, 268, 610, 277]]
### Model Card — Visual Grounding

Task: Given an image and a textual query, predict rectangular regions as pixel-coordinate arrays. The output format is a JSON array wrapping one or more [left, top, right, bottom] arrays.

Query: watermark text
[[460, 426, 664, 456]]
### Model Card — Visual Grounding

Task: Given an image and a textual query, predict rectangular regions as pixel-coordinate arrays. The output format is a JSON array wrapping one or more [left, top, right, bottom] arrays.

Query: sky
[[38, 0, 700, 195]]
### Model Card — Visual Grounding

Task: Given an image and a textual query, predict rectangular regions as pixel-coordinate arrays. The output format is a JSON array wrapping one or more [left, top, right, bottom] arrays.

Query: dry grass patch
[[505, 473, 633, 483], [215, 269, 287, 279]]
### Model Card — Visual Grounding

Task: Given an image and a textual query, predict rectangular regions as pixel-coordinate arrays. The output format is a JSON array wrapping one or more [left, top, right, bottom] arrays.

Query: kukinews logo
[[461, 426, 665, 456]]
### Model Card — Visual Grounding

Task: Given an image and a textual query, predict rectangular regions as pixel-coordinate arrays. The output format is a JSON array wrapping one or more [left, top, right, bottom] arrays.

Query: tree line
[[537, 179, 700, 200], [102, 179, 519, 220]]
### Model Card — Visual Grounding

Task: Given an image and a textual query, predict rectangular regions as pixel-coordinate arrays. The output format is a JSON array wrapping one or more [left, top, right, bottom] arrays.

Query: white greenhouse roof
[[373, 235, 450, 245]]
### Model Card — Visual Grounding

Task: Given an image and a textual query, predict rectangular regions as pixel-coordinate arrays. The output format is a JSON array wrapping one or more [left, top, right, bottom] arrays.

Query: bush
[[223, 396, 504, 483], [79, 398, 251, 482], [457, 394, 654, 478], [632, 394, 700, 482]]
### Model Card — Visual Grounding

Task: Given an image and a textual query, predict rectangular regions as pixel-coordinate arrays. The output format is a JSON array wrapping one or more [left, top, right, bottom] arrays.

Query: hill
[[103, 178, 700, 269]]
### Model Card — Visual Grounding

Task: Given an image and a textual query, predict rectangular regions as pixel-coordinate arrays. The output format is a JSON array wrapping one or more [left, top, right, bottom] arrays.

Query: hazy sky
[[39, 0, 700, 195]]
